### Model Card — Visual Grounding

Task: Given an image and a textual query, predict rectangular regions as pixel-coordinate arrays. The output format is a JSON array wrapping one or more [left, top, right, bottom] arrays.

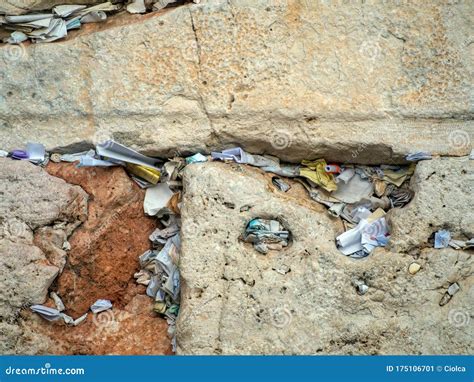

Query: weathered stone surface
[[33, 226, 69, 272], [0, 321, 53, 355], [27, 294, 173, 355], [177, 162, 473, 354], [1, 0, 473, 357], [0, 159, 88, 353], [46, 163, 157, 317], [0, 242, 59, 318], [0, 0, 102, 15], [1, 160, 172, 355], [0, 0, 472, 163], [0, 159, 87, 232], [389, 157, 474, 253]]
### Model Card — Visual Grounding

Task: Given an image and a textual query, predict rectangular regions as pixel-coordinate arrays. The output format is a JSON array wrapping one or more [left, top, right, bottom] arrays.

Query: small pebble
[[408, 262, 421, 275], [240, 204, 252, 212], [352, 279, 369, 295]]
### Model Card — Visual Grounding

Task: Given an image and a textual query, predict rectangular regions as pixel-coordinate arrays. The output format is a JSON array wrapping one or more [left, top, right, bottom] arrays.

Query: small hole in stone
[[240, 217, 292, 254]]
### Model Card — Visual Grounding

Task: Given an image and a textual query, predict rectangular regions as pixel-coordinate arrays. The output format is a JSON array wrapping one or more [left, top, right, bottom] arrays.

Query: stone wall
[[0, 0, 472, 163], [177, 160, 473, 354], [0, 0, 472, 356]]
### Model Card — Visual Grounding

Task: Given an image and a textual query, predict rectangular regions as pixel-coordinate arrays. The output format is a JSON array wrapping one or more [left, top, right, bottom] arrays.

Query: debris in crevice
[[431, 229, 473, 251], [210, 147, 419, 258], [241, 218, 290, 254], [1, 0, 201, 44], [1, 141, 432, 353], [272, 176, 291, 192]]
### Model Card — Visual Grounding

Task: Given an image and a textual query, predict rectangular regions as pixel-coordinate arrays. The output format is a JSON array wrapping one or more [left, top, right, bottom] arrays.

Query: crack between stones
[[188, 8, 219, 148]]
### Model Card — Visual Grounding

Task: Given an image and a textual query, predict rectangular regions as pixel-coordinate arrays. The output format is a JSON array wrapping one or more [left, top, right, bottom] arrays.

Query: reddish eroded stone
[[45, 163, 156, 317], [26, 295, 172, 355]]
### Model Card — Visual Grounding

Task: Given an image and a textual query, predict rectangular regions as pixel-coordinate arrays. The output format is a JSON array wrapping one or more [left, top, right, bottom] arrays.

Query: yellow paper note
[[383, 164, 415, 187], [126, 163, 161, 184], [300, 159, 337, 192]]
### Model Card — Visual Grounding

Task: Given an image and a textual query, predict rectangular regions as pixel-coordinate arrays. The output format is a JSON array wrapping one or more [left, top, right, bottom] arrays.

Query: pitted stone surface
[[389, 157, 474, 252], [177, 162, 473, 354], [0, 159, 88, 353]]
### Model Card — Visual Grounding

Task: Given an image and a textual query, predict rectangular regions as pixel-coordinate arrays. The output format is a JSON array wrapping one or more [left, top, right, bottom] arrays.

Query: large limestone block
[[0, 0, 472, 163], [177, 162, 473, 354], [0, 159, 88, 323]]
